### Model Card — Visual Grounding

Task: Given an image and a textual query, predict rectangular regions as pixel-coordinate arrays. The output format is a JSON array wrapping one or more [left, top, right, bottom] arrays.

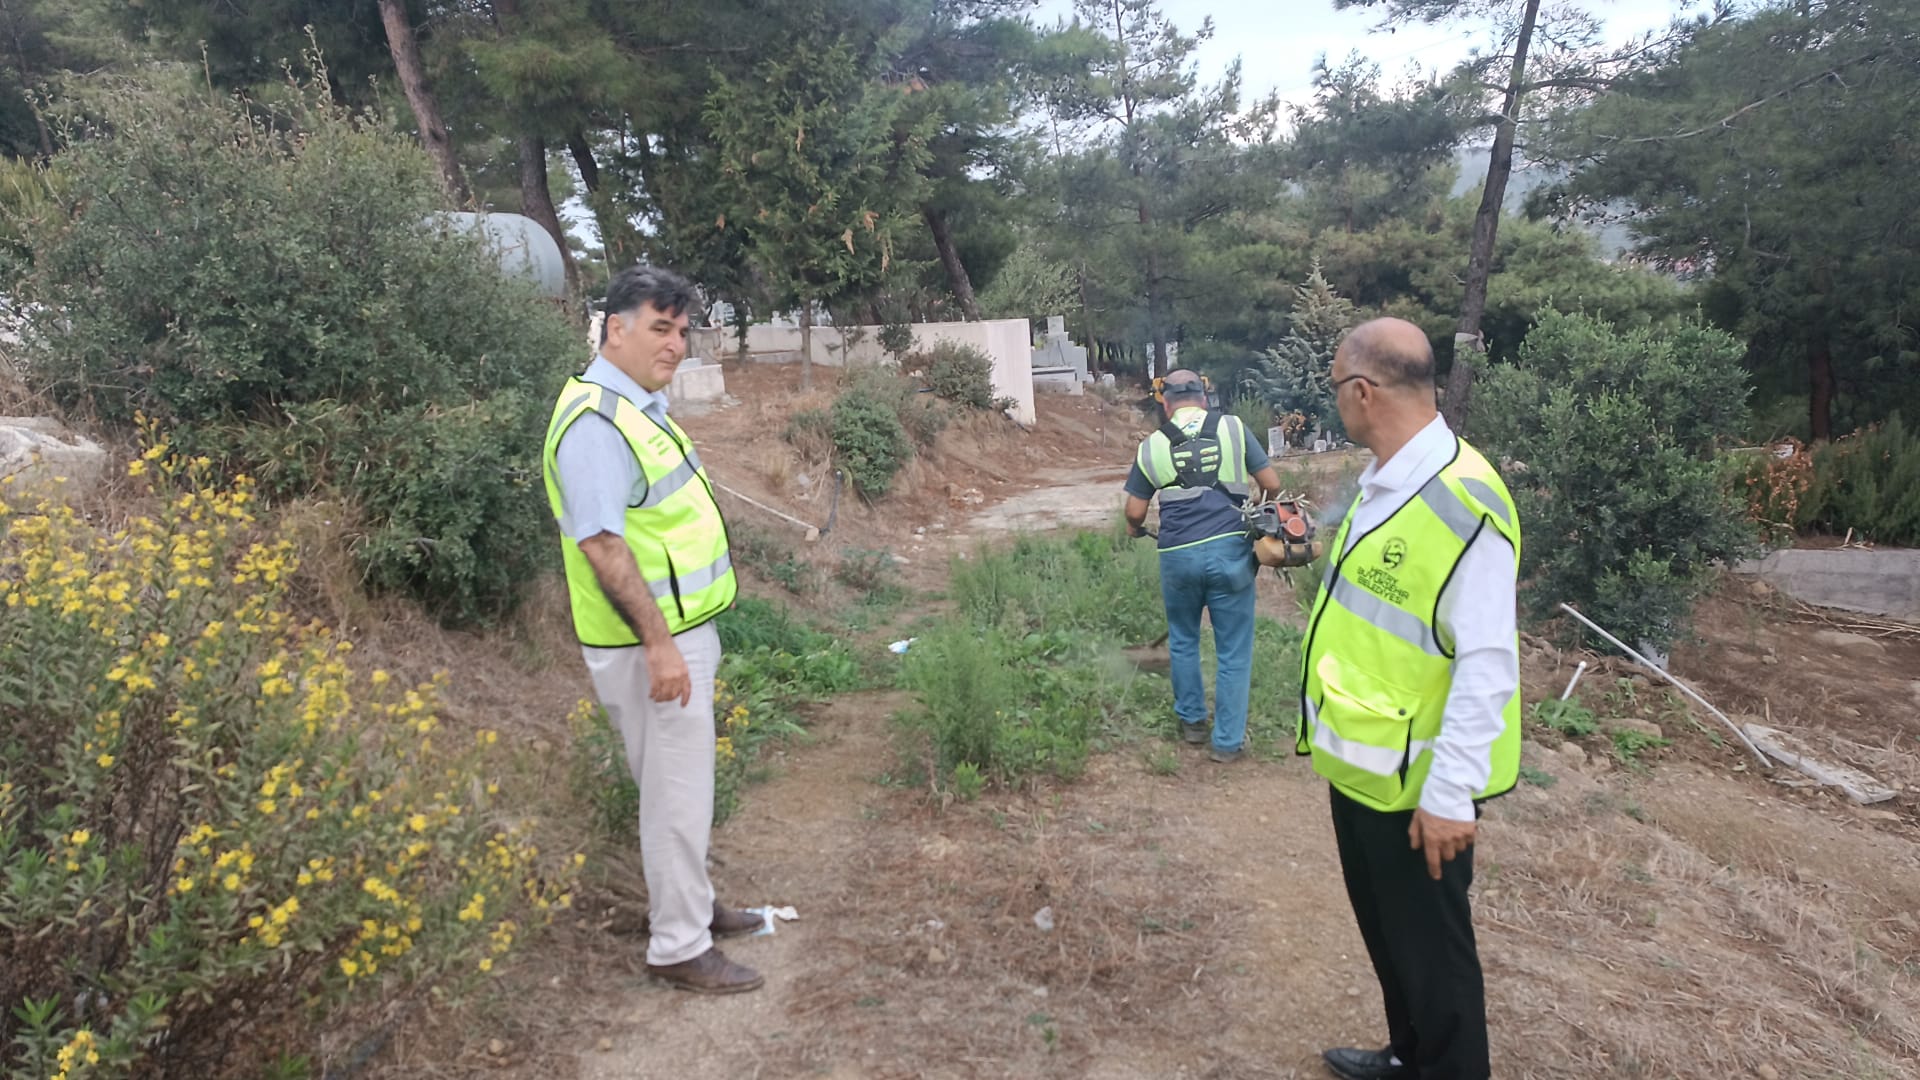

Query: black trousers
[[1329, 787, 1490, 1080]]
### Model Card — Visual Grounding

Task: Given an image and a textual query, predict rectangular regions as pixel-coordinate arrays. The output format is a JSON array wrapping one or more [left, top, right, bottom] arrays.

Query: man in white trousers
[[541, 265, 765, 993]]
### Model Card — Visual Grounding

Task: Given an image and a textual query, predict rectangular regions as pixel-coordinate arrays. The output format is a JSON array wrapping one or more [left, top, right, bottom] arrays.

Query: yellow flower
[[68, 829, 91, 846], [127, 459, 147, 477], [258, 799, 278, 814], [223, 873, 241, 891], [176, 876, 195, 892], [478, 957, 493, 973], [339, 958, 360, 977], [96, 754, 115, 769], [407, 814, 428, 833]]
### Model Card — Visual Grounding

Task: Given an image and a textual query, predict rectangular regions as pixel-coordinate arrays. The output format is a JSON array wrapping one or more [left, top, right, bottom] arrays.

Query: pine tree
[[1243, 263, 1356, 442]]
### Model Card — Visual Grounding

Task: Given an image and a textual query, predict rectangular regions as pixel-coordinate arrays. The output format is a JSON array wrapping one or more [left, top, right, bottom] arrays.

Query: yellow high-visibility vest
[[1296, 437, 1522, 812], [541, 377, 735, 646]]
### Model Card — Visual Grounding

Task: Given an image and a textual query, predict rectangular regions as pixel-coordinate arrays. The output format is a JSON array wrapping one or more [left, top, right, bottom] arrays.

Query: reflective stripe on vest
[[541, 376, 737, 645], [1137, 411, 1252, 502], [1295, 437, 1523, 812]]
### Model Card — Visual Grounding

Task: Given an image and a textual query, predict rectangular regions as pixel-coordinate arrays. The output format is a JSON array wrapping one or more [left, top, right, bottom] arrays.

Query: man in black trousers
[[1295, 319, 1523, 1080]]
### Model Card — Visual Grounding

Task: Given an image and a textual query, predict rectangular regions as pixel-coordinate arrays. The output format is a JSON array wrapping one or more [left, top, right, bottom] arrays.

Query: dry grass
[[763, 794, 1246, 1078], [1480, 767, 1920, 1079]]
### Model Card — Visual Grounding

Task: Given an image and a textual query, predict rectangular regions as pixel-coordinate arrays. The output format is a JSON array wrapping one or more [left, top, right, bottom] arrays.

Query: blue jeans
[[1159, 536, 1258, 752]]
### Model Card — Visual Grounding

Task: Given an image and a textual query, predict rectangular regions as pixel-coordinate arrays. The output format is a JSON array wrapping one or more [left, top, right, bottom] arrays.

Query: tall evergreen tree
[[703, 33, 933, 388], [1539, 0, 1920, 440], [1244, 264, 1358, 440]]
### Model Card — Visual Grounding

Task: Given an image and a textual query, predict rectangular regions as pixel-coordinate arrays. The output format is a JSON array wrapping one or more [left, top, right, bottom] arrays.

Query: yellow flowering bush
[[0, 449, 580, 1080]]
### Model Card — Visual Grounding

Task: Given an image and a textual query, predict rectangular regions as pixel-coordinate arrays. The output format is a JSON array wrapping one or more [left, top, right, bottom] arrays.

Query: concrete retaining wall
[[1738, 547, 1920, 622]]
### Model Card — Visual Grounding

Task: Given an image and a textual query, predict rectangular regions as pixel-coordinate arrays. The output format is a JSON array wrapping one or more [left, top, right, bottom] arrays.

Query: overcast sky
[[1029, 0, 1703, 109]]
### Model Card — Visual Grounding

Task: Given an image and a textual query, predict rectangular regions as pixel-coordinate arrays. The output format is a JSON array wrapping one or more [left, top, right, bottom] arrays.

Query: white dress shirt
[[1336, 414, 1518, 822]]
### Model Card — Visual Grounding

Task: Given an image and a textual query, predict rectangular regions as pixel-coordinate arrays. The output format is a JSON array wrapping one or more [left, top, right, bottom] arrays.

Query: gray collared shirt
[[552, 356, 669, 541]]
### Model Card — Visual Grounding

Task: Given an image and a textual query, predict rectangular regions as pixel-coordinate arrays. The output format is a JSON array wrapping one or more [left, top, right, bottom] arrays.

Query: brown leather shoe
[[646, 947, 764, 994], [635, 899, 768, 938], [711, 900, 767, 938]]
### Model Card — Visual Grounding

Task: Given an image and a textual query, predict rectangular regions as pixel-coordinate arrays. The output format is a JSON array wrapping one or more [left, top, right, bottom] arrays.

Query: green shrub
[[783, 408, 836, 461], [1801, 414, 1920, 545], [916, 341, 996, 410], [896, 529, 1205, 788], [1, 451, 577, 1080], [14, 75, 579, 624], [899, 623, 1169, 787], [1530, 698, 1599, 737], [949, 762, 986, 802], [896, 395, 950, 448], [831, 387, 913, 497], [727, 523, 820, 594], [837, 547, 905, 607], [900, 627, 1091, 785], [1609, 728, 1671, 766], [949, 530, 1164, 642], [716, 596, 833, 654], [1474, 313, 1755, 648]]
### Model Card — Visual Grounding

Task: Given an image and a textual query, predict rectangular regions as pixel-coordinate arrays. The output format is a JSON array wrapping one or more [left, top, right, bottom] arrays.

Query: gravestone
[[1029, 315, 1089, 395]]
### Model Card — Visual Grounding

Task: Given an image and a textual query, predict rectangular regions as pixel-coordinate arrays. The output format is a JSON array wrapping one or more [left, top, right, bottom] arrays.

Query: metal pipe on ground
[[1557, 603, 1772, 769]]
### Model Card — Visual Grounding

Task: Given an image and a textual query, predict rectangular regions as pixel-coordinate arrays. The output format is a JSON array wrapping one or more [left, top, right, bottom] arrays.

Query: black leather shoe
[[1322, 1047, 1407, 1080]]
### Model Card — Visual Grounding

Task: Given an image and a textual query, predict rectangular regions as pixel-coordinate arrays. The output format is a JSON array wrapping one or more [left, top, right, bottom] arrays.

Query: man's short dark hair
[[601, 265, 697, 344]]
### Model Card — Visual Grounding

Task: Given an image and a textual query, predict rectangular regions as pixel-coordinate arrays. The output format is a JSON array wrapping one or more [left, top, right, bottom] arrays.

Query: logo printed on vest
[[1382, 537, 1408, 569], [1351, 564, 1410, 606]]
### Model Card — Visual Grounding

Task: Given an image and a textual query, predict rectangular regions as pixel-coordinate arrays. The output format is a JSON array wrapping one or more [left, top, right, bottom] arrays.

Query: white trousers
[[582, 621, 721, 966]]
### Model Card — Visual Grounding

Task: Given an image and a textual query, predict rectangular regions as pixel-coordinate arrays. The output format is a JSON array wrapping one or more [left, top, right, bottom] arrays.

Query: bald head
[[1336, 318, 1435, 392]]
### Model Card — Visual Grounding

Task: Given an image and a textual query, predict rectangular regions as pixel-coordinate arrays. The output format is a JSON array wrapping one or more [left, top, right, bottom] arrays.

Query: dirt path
[[965, 465, 1130, 536], [570, 686, 1391, 1080], [561, 696, 1920, 1080]]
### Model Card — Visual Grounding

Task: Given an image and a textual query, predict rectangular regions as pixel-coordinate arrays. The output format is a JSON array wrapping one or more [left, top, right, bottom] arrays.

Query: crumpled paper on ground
[[747, 905, 800, 937]]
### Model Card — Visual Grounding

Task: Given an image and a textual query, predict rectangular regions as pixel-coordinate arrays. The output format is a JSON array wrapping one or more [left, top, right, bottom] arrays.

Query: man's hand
[[1408, 808, 1476, 881], [646, 642, 692, 706]]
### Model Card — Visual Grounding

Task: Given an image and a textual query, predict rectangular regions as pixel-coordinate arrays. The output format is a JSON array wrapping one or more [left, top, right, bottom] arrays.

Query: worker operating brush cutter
[[1122, 370, 1317, 762]]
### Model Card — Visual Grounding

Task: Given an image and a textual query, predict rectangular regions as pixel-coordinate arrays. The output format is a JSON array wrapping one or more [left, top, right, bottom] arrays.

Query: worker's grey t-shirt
[[1123, 408, 1271, 550], [551, 357, 663, 542]]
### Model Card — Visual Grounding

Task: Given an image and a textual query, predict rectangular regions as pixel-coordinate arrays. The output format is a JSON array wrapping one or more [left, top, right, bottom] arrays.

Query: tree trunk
[[566, 129, 599, 193], [922, 205, 981, 320], [377, 0, 469, 204], [1079, 265, 1098, 377], [517, 133, 578, 294], [1443, 0, 1543, 431], [1138, 200, 1168, 378], [798, 301, 814, 392], [1808, 338, 1835, 442]]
